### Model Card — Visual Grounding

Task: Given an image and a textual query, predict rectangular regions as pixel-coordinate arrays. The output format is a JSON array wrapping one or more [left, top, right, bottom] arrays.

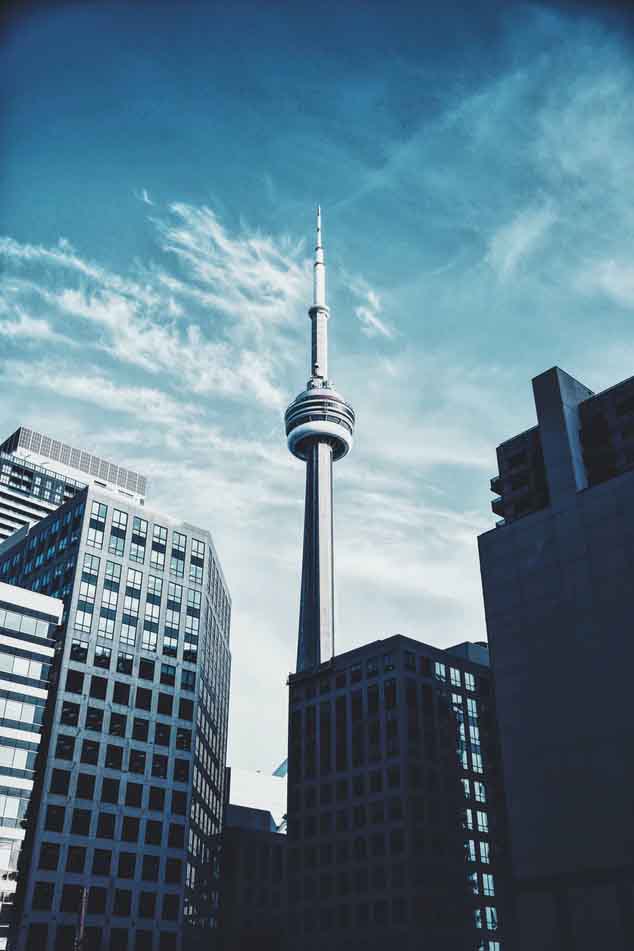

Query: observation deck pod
[[285, 384, 355, 462]]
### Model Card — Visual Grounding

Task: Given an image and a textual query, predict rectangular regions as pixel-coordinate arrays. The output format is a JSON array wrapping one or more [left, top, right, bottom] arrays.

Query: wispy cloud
[[342, 272, 395, 338], [487, 203, 558, 280]]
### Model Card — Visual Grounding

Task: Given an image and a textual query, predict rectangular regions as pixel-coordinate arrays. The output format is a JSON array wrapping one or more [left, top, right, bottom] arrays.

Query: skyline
[[3, 0, 634, 771]]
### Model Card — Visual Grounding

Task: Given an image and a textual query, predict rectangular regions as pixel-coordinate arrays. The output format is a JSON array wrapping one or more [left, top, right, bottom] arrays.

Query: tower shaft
[[297, 441, 334, 671]]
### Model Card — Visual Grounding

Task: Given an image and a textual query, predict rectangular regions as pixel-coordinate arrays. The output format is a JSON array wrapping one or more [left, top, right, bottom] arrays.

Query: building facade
[[0, 426, 148, 546], [286, 636, 508, 951], [218, 802, 286, 951], [480, 366, 634, 950], [0, 484, 231, 951], [0, 583, 62, 950]]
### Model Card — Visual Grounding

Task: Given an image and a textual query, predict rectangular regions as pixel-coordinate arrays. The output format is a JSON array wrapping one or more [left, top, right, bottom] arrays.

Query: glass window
[[189, 538, 205, 584], [130, 516, 147, 564], [117, 653, 133, 675], [465, 672, 476, 692], [109, 509, 128, 556], [479, 841, 490, 864], [151, 525, 167, 570], [434, 662, 446, 682], [450, 668, 461, 687], [482, 873, 495, 897]]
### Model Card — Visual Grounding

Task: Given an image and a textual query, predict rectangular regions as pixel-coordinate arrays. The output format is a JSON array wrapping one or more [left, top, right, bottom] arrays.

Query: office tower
[[0, 427, 147, 545], [286, 635, 508, 951], [284, 208, 355, 672], [0, 481, 231, 951], [0, 583, 62, 950], [479, 366, 634, 950], [217, 768, 286, 951]]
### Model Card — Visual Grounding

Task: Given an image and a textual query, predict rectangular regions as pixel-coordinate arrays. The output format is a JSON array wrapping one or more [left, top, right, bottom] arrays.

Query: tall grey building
[[0, 583, 62, 950], [0, 427, 147, 545], [479, 366, 634, 950], [0, 479, 231, 951]]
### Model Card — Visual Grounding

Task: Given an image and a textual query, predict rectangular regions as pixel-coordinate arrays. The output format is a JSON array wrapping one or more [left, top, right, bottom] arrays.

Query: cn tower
[[285, 209, 355, 672]]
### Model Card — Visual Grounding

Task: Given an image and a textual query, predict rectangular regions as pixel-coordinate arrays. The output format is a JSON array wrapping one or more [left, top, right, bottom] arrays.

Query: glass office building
[[0, 582, 62, 950], [0, 485, 231, 951]]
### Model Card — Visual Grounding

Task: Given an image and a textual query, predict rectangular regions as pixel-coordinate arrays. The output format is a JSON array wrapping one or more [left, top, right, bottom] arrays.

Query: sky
[[2, 0, 634, 772]]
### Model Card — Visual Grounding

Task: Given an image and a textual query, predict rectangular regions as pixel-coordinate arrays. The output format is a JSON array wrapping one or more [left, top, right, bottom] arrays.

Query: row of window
[[53, 735, 190, 782], [43, 804, 185, 848], [24, 923, 177, 951], [65, 669, 195, 706], [49, 769, 188, 814], [32, 880, 180, 919], [0, 607, 55, 639], [292, 656, 482, 700], [69, 640, 187, 687], [60, 700, 192, 747], [38, 839, 182, 882]]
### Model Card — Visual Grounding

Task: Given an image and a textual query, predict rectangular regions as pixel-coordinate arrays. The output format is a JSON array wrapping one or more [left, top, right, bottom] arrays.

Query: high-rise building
[[0, 583, 62, 951], [479, 366, 634, 950], [286, 635, 508, 951], [0, 427, 147, 545], [0, 480, 231, 951]]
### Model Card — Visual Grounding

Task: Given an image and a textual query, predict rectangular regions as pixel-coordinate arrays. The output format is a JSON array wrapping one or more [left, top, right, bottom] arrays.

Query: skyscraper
[[285, 208, 355, 672], [479, 366, 634, 950], [286, 636, 508, 951], [0, 583, 62, 950], [0, 480, 231, 951]]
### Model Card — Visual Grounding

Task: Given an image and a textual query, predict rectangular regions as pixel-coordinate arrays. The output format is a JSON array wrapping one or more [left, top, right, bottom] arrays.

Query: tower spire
[[313, 205, 326, 308], [285, 210, 356, 672]]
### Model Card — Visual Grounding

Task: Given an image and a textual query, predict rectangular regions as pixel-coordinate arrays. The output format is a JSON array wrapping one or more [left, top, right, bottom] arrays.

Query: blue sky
[[2, 0, 634, 770]]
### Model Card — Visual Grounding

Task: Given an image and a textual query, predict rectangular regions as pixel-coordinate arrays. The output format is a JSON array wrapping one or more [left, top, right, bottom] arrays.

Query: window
[[117, 652, 133, 675], [81, 740, 99, 765], [465, 672, 476, 692], [132, 717, 149, 741], [477, 810, 489, 834], [86, 706, 104, 732], [168, 822, 184, 848], [383, 653, 395, 672], [162, 893, 179, 921], [189, 538, 205, 583], [96, 812, 115, 839], [61, 883, 83, 912], [113, 888, 132, 916], [113, 682, 130, 706], [154, 723, 171, 746], [76, 773, 96, 800], [467, 698, 478, 718], [145, 819, 162, 845], [135, 687, 152, 711], [92, 849, 111, 876], [181, 669, 195, 692], [158, 692, 173, 715], [174, 759, 189, 783], [151, 524, 167, 570], [87, 501, 107, 549], [71, 809, 91, 835], [450, 667, 461, 687], [139, 658, 155, 681], [105, 745, 124, 771], [94, 645, 111, 669], [171, 791, 187, 815], [467, 840, 477, 862], [475, 781, 487, 803], [482, 873, 495, 897], [149, 787, 165, 811], [109, 712, 126, 737], [434, 662, 446, 682], [38, 841, 60, 871], [152, 754, 168, 778], [125, 782, 143, 808], [147, 574, 163, 602], [178, 698, 193, 720], [176, 727, 191, 751], [480, 841, 490, 864], [109, 509, 128, 556], [90, 676, 107, 700], [485, 906, 498, 931], [161, 663, 176, 686], [60, 701, 80, 726], [129, 750, 146, 774], [117, 853, 136, 878], [65, 669, 84, 694], [139, 892, 156, 918], [130, 516, 147, 563], [165, 857, 182, 883], [122, 816, 140, 842], [66, 845, 85, 873], [472, 752, 484, 774], [70, 640, 89, 663], [142, 855, 160, 881], [55, 734, 75, 760], [101, 777, 120, 803], [170, 531, 186, 576], [45, 805, 65, 831]]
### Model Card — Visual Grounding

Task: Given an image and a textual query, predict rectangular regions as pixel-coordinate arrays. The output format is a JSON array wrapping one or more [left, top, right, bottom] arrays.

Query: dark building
[[0, 481, 231, 951], [217, 799, 286, 951], [286, 635, 508, 951], [479, 366, 634, 950]]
